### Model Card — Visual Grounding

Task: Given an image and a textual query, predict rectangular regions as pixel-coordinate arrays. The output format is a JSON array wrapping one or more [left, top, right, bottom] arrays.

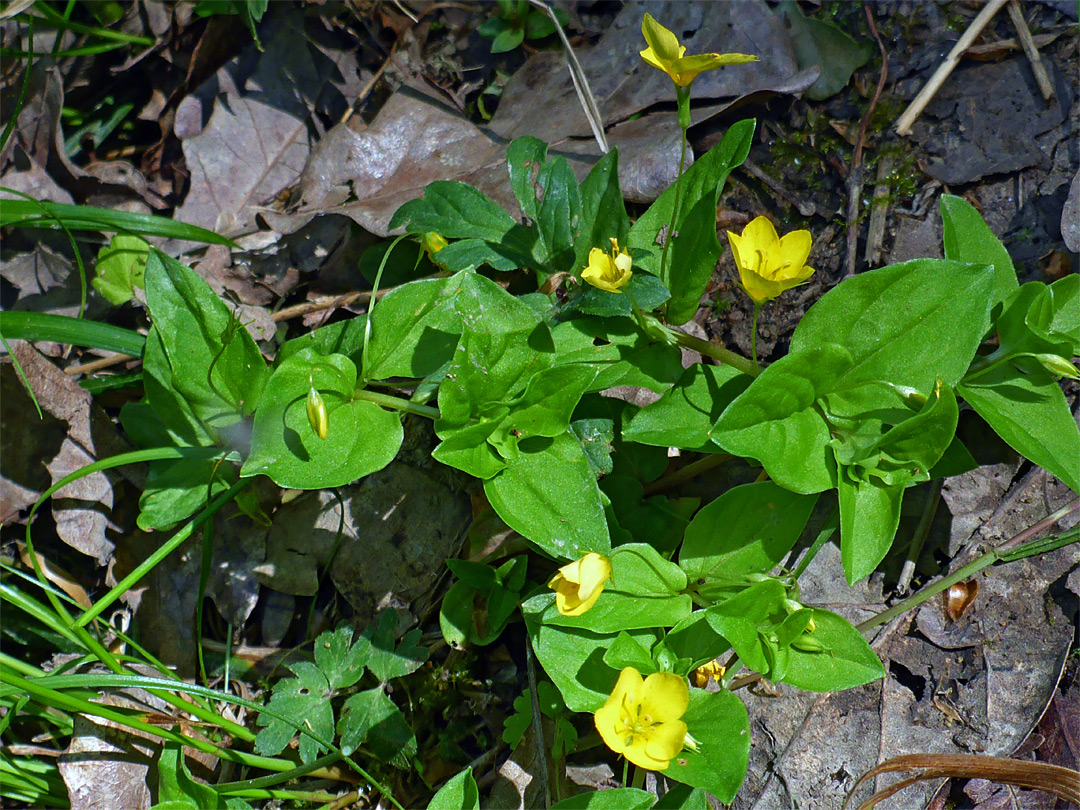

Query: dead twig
[[271, 290, 373, 322], [63, 353, 136, 376], [842, 4, 889, 278], [895, 0, 1011, 135], [1006, 0, 1055, 101]]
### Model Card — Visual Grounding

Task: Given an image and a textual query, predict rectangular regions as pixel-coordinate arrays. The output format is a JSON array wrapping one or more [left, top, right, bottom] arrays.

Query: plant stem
[[856, 498, 1080, 633], [750, 303, 762, 369], [673, 331, 760, 377], [642, 453, 732, 496], [659, 86, 691, 303], [353, 388, 439, 419]]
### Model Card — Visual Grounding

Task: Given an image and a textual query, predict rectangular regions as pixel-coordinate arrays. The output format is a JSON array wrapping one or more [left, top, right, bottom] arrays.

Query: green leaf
[[137, 457, 231, 532], [0, 200, 235, 244], [780, 609, 884, 691], [155, 742, 222, 810], [680, 482, 819, 595], [551, 789, 654, 810], [624, 364, 751, 452], [432, 417, 509, 480], [959, 363, 1080, 493], [551, 317, 683, 393], [705, 580, 787, 678], [427, 768, 480, 810], [524, 598, 660, 712], [629, 119, 755, 277], [539, 543, 691, 632], [711, 344, 851, 493], [653, 784, 708, 810], [436, 277, 555, 427], [535, 155, 581, 273], [362, 610, 429, 682], [503, 365, 598, 438], [314, 624, 370, 691], [575, 149, 630, 273], [0, 310, 145, 356], [390, 181, 516, 240], [337, 687, 416, 767], [1028, 275, 1079, 352], [664, 688, 750, 802], [255, 661, 333, 764], [664, 611, 731, 670], [507, 137, 549, 221], [665, 193, 724, 325], [144, 251, 268, 431], [142, 327, 215, 446], [940, 194, 1017, 307], [242, 349, 403, 489], [491, 25, 525, 53], [789, 259, 996, 394], [365, 276, 461, 380], [603, 631, 656, 674], [389, 182, 535, 268], [92, 234, 150, 304], [778, 0, 872, 100], [484, 431, 611, 558], [837, 472, 904, 584], [991, 281, 1076, 363], [277, 316, 368, 369]]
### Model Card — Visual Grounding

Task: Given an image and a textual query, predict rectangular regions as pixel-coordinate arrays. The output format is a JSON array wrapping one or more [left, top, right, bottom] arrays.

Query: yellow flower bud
[[306, 387, 329, 440], [1034, 353, 1080, 380]]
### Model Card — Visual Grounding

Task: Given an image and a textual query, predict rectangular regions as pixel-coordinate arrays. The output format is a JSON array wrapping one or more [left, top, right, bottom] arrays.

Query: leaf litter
[[1, 2, 1078, 809]]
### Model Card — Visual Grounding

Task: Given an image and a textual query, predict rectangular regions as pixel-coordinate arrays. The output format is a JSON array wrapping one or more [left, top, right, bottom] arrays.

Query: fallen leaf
[[173, 5, 365, 240], [9, 341, 133, 563]]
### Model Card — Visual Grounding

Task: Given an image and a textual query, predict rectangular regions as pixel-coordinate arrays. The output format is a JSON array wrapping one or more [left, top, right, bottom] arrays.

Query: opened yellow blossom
[[727, 216, 816, 304], [595, 667, 689, 770], [548, 552, 612, 616], [640, 13, 757, 88], [581, 238, 633, 294]]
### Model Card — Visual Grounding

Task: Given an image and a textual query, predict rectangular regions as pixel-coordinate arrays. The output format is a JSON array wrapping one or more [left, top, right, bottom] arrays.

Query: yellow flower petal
[[644, 718, 688, 765], [777, 229, 813, 274], [641, 672, 689, 720], [641, 14, 683, 63]]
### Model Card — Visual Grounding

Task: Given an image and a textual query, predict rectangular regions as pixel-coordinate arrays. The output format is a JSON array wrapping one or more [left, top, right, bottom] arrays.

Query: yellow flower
[[692, 660, 726, 688], [594, 667, 689, 771], [640, 13, 757, 88], [581, 237, 633, 294], [727, 216, 816, 304], [548, 552, 612, 616]]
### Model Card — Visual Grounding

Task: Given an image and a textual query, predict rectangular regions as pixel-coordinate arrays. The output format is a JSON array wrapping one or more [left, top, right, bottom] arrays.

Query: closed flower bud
[[306, 387, 329, 440], [1034, 353, 1079, 380]]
